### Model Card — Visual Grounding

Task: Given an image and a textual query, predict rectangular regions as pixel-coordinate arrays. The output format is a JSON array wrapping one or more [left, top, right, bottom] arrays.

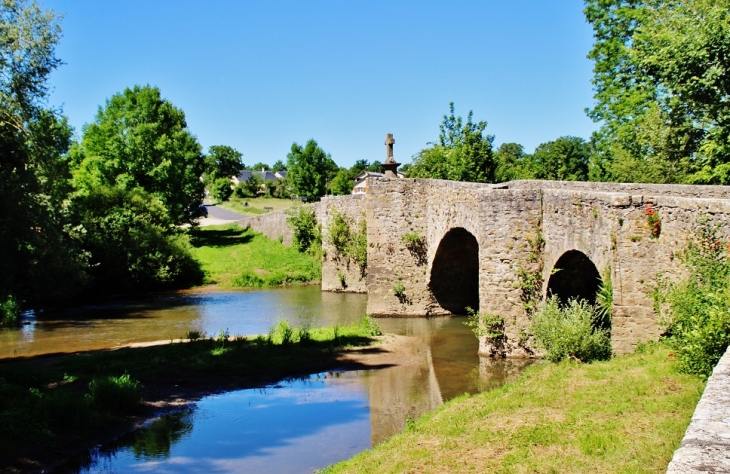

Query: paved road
[[198, 205, 247, 227]]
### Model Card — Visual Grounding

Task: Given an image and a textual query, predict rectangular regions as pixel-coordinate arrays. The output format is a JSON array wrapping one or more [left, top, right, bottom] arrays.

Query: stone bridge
[[247, 178, 730, 356]]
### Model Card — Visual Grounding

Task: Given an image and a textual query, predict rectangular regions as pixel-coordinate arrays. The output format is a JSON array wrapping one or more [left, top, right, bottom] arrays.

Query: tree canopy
[[70, 85, 205, 225], [408, 103, 495, 183], [286, 139, 338, 200], [204, 145, 244, 184]]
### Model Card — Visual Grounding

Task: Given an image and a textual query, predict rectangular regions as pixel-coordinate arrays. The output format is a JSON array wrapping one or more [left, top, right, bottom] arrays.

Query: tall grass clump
[[658, 215, 730, 377], [88, 373, 141, 414], [531, 297, 612, 363]]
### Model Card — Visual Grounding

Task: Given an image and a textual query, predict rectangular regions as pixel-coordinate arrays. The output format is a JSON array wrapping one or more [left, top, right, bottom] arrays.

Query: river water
[[1, 286, 532, 473]]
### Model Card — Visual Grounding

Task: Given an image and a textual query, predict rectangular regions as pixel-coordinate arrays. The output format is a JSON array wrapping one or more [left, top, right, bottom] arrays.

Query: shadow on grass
[[190, 226, 254, 248]]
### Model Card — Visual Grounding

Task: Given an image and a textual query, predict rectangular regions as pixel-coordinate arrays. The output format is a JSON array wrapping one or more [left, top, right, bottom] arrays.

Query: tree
[[286, 139, 338, 200], [251, 162, 270, 171], [272, 160, 286, 171], [531, 137, 592, 181], [70, 85, 205, 225], [212, 177, 233, 202], [330, 168, 354, 195], [0, 0, 89, 316], [409, 103, 495, 182], [494, 143, 533, 182], [350, 159, 370, 175], [204, 145, 244, 184], [584, 0, 730, 184]]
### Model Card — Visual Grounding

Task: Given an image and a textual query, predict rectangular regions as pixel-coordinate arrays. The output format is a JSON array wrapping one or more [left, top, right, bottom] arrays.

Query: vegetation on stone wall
[[516, 218, 545, 316], [656, 215, 730, 377], [401, 230, 427, 266], [465, 307, 505, 354], [286, 205, 321, 254], [325, 210, 367, 274]]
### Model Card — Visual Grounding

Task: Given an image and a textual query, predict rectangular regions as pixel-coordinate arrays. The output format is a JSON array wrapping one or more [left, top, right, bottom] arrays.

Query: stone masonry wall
[[320, 194, 368, 293]]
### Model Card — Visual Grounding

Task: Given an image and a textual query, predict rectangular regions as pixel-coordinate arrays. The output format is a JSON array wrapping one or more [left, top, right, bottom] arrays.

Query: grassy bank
[[0, 319, 378, 471], [218, 196, 293, 216], [323, 344, 704, 473], [190, 224, 320, 287]]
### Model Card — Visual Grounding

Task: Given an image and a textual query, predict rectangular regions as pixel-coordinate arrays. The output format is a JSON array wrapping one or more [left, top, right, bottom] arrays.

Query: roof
[[235, 170, 280, 182]]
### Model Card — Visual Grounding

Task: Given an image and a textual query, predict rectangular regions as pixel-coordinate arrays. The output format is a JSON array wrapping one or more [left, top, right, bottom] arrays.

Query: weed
[[361, 315, 382, 336], [185, 329, 203, 341], [216, 328, 230, 343], [337, 271, 347, 288], [630, 235, 642, 242], [88, 373, 141, 414], [286, 205, 321, 254], [402, 231, 427, 266], [645, 205, 661, 238]]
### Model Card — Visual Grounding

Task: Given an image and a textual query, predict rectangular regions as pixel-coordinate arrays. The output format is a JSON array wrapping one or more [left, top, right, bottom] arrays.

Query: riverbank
[[323, 343, 704, 473], [0, 319, 384, 473], [190, 224, 321, 287]]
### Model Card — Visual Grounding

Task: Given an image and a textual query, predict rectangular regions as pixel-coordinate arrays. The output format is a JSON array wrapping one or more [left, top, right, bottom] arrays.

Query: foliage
[[72, 186, 203, 293], [464, 306, 505, 340], [585, 0, 730, 184], [329, 168, 354, 195], [531, 297, 612, 363], [531, 136, 592, 181], [70, 85, 205, 225], [0, 0, 91, 309], [272, 159, 286, 171], [0, 296, 20, 327], [494, 142, 534, 182], [401, 230, 427, 266], [659, 215, 730, 377], [409, 103, 495, 183], [212, 177, 233, 202], [323, 344, 702, 473], [645, 204, 661, 238], [361, 315, 382, 337], [204, 145, 244, 185], [286, 139, 338, 201], [594, 266, 614, 331], [286, 204, 321, 254], [88, 373, 141, 414], [190, 224, 320, 288], [392, 281, 407, 304], [326, 210, 367, 272], [516, 224, 545, 316]]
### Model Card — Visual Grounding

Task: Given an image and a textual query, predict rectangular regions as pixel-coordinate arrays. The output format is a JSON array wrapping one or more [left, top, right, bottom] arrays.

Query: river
[[1, 286, 532, 473]]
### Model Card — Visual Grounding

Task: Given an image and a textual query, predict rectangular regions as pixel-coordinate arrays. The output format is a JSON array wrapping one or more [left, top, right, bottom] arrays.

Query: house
[[232, 169, 280, 186], [352, 171, 405, 195]]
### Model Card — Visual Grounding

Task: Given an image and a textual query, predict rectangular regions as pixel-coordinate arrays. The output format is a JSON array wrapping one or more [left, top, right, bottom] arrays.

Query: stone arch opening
[[429, 227, 479, 314], [546, 250, 601, 306]]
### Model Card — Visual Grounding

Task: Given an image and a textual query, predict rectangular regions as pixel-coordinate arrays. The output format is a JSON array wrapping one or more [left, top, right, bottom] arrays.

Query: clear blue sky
[[44, 0, 597, 169]]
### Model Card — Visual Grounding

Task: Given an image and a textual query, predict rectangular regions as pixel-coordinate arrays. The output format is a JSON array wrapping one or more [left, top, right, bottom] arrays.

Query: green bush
[[531, 297, 612, 363], [659, 216, 730, 377], [0, 295, 20, 327], [88, 373, 141, 414], [286, 205, 321, 254], [212, 177, 233, 202]]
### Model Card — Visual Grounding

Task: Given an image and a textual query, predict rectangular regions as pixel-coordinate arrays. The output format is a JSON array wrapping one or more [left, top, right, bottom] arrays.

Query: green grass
[[322, 343, 704, 474], [218, 196, 294, 215], [190, 224, 320, 287], [0, 318, 379, 469]]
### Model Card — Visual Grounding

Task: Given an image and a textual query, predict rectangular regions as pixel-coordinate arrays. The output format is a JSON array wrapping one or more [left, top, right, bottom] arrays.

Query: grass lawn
[[217, 196, 294, 216], [190, 224, 320, 287], [323, 344, 704, 474]]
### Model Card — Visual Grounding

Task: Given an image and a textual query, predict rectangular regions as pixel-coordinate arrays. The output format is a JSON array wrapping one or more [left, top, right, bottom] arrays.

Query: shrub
[[531, 297, 612, 363], [212, 178, 233, 202], [88, 373, 141, 414], [286, 205, 321, 254], [361, 315, 382, 336], [659, 215, 730, 377], [326, 210, 367, 272], [0, 295, 20, 327]]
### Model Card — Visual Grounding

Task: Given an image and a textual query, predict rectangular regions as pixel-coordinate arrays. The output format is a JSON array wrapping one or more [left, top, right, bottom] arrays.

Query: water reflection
[[0, 287, 367, 358]]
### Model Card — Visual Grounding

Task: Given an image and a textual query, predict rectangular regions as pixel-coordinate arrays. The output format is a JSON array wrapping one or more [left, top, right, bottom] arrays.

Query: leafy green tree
[[494, 143, 533, 182], [531, 137, 592, 181], [585, 0, 730, 184], [251, 162, 270, 171], [70, 85, 205, 225], [286, 139, 338, 200], [212, 178, 233, 202], [350, 159, 370, 175], [409, 103, 495, 182], [71, 186, 201, 293], [204, 145, 244, 184], [0, 0, 89, 314], [272, 160, 286, 171], [330, 168, 354, 195], [367, 161, 383, 173]]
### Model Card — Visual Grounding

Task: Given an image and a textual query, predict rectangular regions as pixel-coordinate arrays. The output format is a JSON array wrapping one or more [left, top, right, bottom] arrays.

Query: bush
[[531, 297, 612, 363], [212, 178, 233, 202], [287, 205, 321, 253], [0, 295, 20, 327], [659, 216, 730, 377], [88, 373, 141, 414]]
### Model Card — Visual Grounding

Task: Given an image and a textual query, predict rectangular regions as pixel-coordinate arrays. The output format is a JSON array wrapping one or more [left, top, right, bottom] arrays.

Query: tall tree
[[494, 143, 533, 182], [204, 145, 244, 184], [531, 137, 592, 181], [0, 0, 87, 315], [71, 85, 205, 225], [409, 103, 495, 182], [286, 139, 338, 200]]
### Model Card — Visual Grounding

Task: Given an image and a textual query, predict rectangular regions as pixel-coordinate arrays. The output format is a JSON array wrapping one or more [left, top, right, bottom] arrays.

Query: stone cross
[[385, 133, 396, 164]]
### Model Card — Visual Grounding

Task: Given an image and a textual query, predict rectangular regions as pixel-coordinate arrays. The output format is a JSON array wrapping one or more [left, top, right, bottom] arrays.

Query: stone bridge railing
[[667, 346, 730, 473]]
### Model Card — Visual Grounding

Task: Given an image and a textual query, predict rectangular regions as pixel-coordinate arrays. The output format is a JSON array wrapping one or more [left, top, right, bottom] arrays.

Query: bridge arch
[[546, 250, 601, 306], [429, 227, 479, 314]]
